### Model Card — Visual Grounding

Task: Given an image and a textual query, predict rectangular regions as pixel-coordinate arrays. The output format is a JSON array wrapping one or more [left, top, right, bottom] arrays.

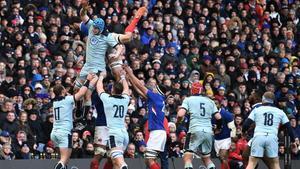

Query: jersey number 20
[[263, 113, 273, 126], [113, 105, 124, 118]]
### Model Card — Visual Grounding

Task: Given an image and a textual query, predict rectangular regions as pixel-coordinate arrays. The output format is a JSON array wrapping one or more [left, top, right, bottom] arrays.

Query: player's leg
[[107, 131, 129, 169], [264, 135, 280, 169], [217, 138, 231, 169], [145, 130, 167, 169], [200, 132, 215, 169], [246, 136, 265, 169], [54, 148, 72, 169], [183, 133, 194, 169], [265, 157, 280, 169], [219, 149, 229, 169], [122, 7, 147, 43], [91, 126, 109, 169], [107, 49, 124, 82], [54, 133, 72, 169], [109, 149, 127, 169], [246, 156, 259, 169], [183, 152, 194, 169]]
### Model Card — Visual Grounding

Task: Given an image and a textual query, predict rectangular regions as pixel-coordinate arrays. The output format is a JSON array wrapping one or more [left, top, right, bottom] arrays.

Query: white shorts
[[214, 137, 231, 156], [94, 126, 109, 146], [146, 130, 167, 152]]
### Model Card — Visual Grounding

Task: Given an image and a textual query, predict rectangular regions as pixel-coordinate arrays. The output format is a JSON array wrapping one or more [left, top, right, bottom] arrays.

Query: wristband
[[88, 85, 95, 91], [83, 80, 90, 87]]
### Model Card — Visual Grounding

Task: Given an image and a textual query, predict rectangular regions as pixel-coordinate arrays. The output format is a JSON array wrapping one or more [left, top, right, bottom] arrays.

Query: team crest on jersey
[[90, 36, 99, 45]]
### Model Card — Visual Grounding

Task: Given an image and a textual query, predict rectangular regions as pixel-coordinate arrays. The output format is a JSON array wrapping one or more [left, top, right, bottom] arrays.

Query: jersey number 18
[[263, 113, 273, 126]]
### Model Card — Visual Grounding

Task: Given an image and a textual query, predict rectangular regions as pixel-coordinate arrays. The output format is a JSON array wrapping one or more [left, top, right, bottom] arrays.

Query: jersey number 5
[[200, 103, 205, 116], [54, 107, 60, 120], [263, 113, 273, 126], [113, 105, 124, 118]]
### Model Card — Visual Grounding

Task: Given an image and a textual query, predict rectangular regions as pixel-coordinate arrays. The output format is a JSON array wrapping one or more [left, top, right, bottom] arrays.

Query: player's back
[[52, 96, 74, 133], [100, 93, 130, 130], [250, 105, 288, 136], [183, 95, 218, 133]]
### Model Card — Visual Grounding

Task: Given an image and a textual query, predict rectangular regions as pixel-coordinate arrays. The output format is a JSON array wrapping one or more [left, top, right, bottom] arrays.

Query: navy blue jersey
[[146, 90, 165, 131], [92, 91, 107, 126], [212, 108, 233, 140]]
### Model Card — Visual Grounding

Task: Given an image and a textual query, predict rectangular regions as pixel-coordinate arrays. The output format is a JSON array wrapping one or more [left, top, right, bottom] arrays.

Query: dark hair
[[53, 84, 65, 97], [113, 82, 123, 95]]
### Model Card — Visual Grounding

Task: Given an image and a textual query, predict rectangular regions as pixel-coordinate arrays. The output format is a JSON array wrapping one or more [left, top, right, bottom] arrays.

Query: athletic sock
[[149, 162, 160, 169], [90, 159, 99, 169], [184, 162, 193, 169], [221, 162, 229, 169], [125, 17, 140, 33], [103, 160, 113, 169]]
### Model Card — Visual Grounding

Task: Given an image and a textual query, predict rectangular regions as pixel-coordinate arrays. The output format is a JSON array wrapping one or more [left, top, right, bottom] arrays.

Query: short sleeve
[[106, 33, 119, 48], [248, 109, 256, 121], [83, 19, 94, 30], [80, 22, 89, 36], [99, 92, 110, 102], [181, 98, 189, 112], [122, 94, 130, 102], [66, 96, 75, 105], [211, 101, 218, 114], [281, 111, 290, 124]]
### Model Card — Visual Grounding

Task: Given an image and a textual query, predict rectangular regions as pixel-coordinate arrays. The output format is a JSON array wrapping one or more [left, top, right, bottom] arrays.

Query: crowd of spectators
[[0, 0, 300, 163]]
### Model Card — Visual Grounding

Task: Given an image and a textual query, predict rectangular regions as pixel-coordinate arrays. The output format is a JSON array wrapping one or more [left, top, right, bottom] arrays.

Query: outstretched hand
[[87, 73, 96, 81]]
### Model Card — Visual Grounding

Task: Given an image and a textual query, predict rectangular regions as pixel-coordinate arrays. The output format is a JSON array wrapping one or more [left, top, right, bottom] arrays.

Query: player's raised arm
[[124, 65, 148, 98], [74, 73, 98, 101], [96, 72, 106, 94], [80, 1, 90, 24], [119, 70, 129, 96]]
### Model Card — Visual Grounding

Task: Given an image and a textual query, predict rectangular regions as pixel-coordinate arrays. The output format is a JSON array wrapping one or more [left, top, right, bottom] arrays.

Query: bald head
[[262, 92, 275, 104]]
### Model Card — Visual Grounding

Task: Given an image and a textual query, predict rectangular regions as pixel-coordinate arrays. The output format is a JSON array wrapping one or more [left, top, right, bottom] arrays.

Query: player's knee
[[109, 149, 124, 159], [94, 146, 106, 156], [207, 162, 216, 169]]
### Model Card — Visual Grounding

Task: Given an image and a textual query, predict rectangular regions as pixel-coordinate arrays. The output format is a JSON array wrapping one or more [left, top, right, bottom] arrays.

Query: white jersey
[[52, 96, 75, 133], [181, 95, 218, 133], [248, 105, 289, 137], [99, 93, 130, 131]]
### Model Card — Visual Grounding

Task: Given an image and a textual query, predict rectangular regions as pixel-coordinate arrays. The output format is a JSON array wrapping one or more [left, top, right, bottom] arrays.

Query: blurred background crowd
[[0, 0, 300, 163]]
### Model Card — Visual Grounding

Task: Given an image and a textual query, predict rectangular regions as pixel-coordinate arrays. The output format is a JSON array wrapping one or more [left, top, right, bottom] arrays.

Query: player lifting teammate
[[96, 71, 130, 169], [51, 73, 98, 169], [124, 65, 169, 169]]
